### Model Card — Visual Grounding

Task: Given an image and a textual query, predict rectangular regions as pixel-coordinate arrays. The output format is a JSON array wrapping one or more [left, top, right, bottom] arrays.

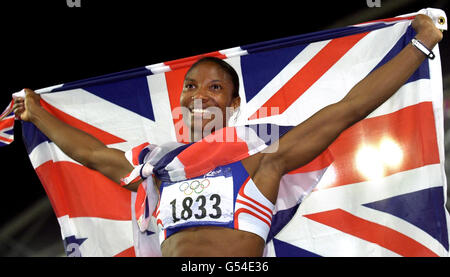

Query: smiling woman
[[12, 14, 444, 256]]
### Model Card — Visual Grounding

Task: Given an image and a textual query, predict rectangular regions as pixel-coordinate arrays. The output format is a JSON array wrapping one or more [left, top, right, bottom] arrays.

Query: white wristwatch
[[411, 38, 435, 60]]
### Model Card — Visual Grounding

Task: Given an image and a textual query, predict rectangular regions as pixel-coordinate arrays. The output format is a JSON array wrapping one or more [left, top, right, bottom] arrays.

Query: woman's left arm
[[256, 15, 443, 179]]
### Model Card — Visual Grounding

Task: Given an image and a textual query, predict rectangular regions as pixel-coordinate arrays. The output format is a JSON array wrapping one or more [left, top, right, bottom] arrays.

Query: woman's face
[[179, 61, 240, 140]]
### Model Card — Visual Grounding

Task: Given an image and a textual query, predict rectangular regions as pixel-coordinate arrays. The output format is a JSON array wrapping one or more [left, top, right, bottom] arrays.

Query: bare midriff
[[160, 226, 265, 257]]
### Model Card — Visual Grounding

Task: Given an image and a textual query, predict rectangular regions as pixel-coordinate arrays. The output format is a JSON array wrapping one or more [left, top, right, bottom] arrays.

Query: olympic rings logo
[[179, 179, 211, 195]]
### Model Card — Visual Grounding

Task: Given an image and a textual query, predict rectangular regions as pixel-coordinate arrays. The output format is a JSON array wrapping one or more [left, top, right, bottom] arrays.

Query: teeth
[[192, 108, 211, 114]]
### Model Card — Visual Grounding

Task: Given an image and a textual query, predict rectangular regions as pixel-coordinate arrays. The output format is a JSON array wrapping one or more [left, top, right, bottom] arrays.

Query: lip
[[190, 108, 214, 121], [191, 108, 213, 115]]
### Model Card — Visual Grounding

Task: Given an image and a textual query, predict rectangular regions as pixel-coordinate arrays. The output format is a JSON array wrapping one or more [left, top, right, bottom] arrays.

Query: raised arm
[[256, 15, 443, 180], [13, 89, 140, 191]]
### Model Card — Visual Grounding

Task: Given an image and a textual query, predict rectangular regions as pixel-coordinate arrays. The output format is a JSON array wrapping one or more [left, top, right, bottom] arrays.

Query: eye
[[184, 83, 196, 90], [210, 84, 222, 91]]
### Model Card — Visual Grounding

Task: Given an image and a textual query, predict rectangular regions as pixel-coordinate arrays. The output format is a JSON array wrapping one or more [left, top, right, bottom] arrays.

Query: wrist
[[415, 26, 443, 50], [411, 38, 435, 59], [28, 104, 47, 124]]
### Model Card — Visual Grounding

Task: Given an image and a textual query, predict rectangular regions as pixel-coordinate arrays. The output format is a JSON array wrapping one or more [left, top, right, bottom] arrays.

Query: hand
[[13, 88, 42, 122], [412, 14, 443, 48]]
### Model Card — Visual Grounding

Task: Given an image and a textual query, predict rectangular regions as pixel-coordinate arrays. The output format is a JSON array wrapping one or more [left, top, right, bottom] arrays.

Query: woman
[[13, 15, 443, 256]]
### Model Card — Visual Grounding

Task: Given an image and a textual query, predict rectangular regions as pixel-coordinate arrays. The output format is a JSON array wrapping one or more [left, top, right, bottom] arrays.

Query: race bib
[[158, 166, 234, 230]]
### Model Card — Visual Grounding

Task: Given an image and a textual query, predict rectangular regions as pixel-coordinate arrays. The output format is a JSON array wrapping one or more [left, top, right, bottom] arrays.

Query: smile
[[191, 108, 213, 115]]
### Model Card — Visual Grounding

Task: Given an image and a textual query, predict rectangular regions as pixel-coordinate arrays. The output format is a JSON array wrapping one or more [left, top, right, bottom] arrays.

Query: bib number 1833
[[158, 170, 234, 229], [170, 194, 222, 222]]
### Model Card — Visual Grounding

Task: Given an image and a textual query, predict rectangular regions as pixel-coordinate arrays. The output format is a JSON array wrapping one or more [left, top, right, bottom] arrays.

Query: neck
[[190, 129, 203, 142], [189, 126, 223, 142]]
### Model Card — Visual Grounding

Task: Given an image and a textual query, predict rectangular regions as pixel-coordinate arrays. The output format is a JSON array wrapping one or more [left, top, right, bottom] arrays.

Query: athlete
[[13, 15, 443, 256]]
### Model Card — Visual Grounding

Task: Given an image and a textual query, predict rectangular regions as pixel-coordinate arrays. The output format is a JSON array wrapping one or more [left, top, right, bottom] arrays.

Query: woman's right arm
[[13, 88, 140, 191]]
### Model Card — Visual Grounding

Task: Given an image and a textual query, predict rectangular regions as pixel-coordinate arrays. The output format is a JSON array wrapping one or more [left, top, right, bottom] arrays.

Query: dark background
[[0, 0, 448, 256]]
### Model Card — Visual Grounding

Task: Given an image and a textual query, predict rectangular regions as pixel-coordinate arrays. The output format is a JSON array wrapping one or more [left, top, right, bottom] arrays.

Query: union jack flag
[[2, 8, 448, 256], [0, 101, 15, 147]]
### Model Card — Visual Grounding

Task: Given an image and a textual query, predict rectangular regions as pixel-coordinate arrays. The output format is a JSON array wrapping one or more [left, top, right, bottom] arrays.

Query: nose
[[191, 86, 209, 102]]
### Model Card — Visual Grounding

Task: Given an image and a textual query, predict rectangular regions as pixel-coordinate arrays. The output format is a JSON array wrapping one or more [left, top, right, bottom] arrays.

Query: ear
[[231, 96, 241, 110]]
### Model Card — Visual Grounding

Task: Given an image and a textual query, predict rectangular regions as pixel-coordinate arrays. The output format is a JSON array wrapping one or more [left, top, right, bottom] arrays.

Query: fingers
[[23, 88, 41, 101], [24, 88, 33, 95], [13, 97, 24, 109], [13, 97, 24, 103], [23, 88, 33, 99], [412, 14, 443, 45], [13, 98, 25, 116], [12, 88, 42, 121]]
